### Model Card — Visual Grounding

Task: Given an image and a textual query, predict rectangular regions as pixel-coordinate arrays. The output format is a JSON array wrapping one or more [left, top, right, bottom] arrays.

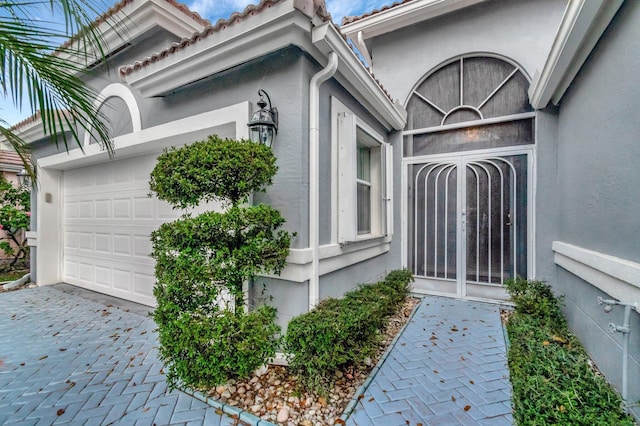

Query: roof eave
[[121, 3, 309, 96], [528, 0, 625, 109], [312, 23, 406, 131], [57, 0, 207, 72], [341, 0, 487, 41]]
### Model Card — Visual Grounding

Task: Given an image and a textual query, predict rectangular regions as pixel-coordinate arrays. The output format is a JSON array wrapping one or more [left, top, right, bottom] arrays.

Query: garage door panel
[[134, 273, 155, 298], [113, 199, 131, 219], [95, 266, 111, 287], [63, 154, 184, 307], [78, 232, 93, 251], [134, 197, 154, 218], [95, 233, 111, 253], [78, 201, 93, 219], [113, 269, 131, 292], [113, 234, 132, 256], [95, 200, 111, 218]]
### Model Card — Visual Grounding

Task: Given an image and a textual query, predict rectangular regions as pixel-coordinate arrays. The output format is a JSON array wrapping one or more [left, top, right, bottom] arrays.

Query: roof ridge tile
[[342, 0, 415, 26]]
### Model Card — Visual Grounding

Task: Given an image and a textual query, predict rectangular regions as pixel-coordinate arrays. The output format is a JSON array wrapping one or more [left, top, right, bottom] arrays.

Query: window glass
[[357, 142, 372, 235], [404, 55, 534, 158], [404, 119, 534, 156], [357, 143, 371, 181]]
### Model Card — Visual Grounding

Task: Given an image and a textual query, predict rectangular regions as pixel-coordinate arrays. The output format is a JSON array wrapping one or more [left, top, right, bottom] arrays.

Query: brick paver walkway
[[0, 285, 238, 425], [347, 296, 513, 425]]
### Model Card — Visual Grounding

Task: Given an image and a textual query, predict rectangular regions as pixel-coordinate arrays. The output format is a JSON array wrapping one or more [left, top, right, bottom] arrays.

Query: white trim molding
[[262, 237, 392, 283], [83, 83, 142, 147], [341, 0, 487, 41], [312, 22, 406, 130], [38, 101, 250, 170], [57, 0, 206, 72], [528, 0, 624, 109], [553, 241, 640, 309], [121, 1, 406, 131]]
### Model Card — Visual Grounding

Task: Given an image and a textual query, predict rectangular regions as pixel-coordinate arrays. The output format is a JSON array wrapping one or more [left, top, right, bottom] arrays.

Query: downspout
[[597, 297, 638, 406], [309, 52, 338, 310], [356, 31, 372, 67]]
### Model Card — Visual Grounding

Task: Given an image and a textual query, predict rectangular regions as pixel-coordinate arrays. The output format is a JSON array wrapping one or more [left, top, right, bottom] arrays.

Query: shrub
[[149, 136, 293, 389], [504, 277, 562, 321], [155, 305, 281, 388], [149, 136, 277, 208], [505, 279, 633, 425], [0, 176, 30, 271], [284, 269, 413, 393]]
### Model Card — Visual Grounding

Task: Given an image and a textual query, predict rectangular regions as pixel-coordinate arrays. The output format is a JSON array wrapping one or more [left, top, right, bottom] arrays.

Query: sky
[[1, 0, 397, 126]]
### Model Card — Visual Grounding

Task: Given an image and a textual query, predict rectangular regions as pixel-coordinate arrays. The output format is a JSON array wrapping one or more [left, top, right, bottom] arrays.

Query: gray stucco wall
[[550, 0, 640, 412], [368, 0, 568, 104], [31, 36, 402, 326]]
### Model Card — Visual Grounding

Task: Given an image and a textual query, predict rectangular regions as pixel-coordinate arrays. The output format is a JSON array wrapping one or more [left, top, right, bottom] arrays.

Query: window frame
[[333, 97, 392, 244]]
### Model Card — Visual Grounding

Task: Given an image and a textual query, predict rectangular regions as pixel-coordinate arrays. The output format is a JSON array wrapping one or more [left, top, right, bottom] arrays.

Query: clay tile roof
[[9, 111, 42, 131], [120, 0, 291, 76], [342, 0, 415, 26], [60, 0, 209, 50], [0, 150, 24, 166]]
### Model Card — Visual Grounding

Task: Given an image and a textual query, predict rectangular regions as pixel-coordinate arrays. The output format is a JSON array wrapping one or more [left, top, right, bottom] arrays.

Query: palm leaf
[[0, 0, 130, 178]]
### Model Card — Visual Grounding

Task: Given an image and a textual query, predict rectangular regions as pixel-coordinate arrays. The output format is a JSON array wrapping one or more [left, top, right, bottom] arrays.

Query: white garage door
[[63, 154, 181, 306]]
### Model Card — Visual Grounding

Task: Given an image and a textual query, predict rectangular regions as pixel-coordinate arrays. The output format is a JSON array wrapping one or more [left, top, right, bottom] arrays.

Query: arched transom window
[[404, 56, 535, 157]]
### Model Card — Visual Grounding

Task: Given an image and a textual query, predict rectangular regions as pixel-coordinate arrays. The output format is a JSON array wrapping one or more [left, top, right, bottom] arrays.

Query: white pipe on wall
[[308, 52, 338, 310]]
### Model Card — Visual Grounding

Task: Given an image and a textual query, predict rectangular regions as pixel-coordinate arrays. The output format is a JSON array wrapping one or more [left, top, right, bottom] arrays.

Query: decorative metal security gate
[[402, 54, 536, 301], [406, 151, 530, 300]]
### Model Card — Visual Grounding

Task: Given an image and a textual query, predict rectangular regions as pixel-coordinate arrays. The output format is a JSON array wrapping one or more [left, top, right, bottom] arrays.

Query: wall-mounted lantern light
[[17, 168, 30, 188], [247, 89, 278, 147]]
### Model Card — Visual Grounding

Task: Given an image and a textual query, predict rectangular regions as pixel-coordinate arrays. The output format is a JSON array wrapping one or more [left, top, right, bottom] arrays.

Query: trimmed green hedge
[[505, 278, 633, 425], [284, 269, 413, 393]]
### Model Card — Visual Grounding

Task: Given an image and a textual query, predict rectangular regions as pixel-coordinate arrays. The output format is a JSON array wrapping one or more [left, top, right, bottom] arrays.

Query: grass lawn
[[505, 278, 634, 425], [0, 269, 29, 283]]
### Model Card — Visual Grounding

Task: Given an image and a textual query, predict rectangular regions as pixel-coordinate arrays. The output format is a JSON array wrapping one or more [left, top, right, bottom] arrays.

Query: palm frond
[[0, 0, 130, 162]]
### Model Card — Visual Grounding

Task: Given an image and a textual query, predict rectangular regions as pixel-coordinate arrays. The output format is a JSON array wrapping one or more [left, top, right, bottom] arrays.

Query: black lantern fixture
[[247, 89, 278, 147], [17, 168, 30, 188]]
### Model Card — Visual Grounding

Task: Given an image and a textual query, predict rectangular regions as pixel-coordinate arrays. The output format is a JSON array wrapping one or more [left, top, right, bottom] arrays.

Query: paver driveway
[[0, 285, 239, 425]]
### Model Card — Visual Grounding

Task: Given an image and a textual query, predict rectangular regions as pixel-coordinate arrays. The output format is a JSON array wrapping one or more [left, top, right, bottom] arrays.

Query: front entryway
[[405, 149, 532, 300], [401, 54, 536, 301]]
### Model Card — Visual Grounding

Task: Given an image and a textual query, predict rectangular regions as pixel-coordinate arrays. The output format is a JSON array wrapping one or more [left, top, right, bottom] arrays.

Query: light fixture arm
[[258, 89, 278, 133]]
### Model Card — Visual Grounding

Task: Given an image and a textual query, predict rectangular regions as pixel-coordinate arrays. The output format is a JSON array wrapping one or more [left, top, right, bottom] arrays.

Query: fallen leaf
[[56, 408, 65, 416], [215, 409, 224, 415], [429, 335, 438, 340], [368, 397, 374, 402], [469, 380, 474, 385], [451, 327, 459, 332], [433, 370, 439, 374], [334, 419, 346, 425], [451, 396, 456, 402], [59, 348, 66, 352], [464, 405, 471, 411], [543, 341, 550, 346], [143, 407, 150, 412], [39, 355, 48, 360], [552, 335, 567, 344]]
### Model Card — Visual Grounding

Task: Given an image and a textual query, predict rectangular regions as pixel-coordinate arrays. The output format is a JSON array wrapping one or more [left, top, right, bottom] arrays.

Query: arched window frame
[[83, 83, 142, 147], [403, 54, 535, 138]]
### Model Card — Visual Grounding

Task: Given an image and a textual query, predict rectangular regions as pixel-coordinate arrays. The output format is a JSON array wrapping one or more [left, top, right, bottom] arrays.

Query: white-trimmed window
[[333, 97, 392, 243]]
